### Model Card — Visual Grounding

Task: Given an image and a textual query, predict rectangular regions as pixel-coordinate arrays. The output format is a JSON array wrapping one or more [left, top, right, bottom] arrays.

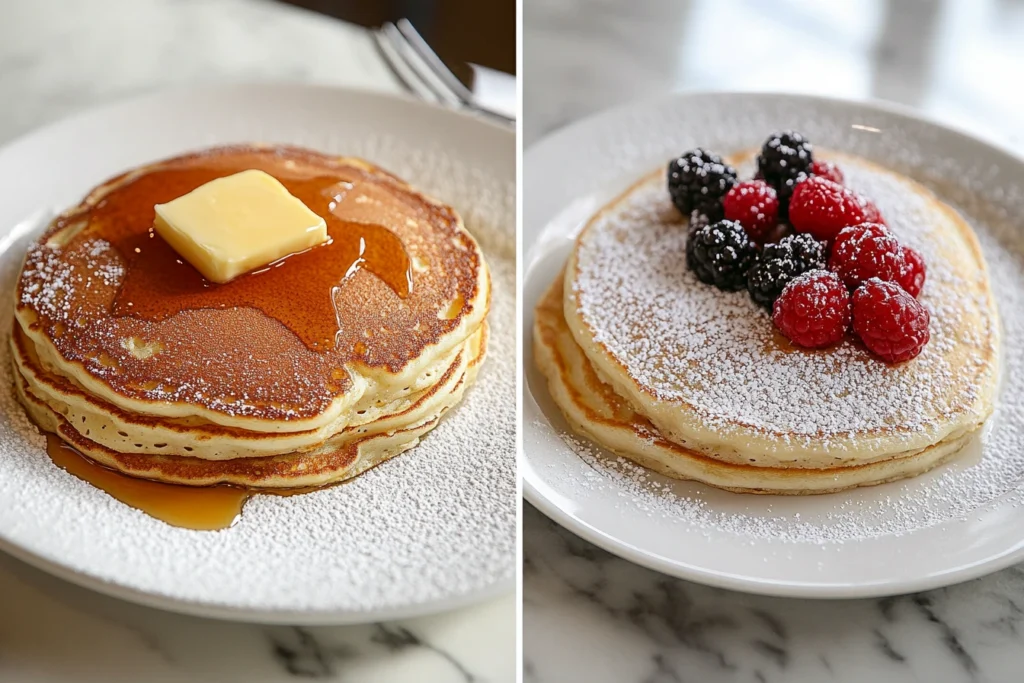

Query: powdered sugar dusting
[[572, 157, 996, 451], [563, 168, 1024, 541], [0, 112, 514, 615], [531, 95, 1024, 546], [19, 244, 74, 319]]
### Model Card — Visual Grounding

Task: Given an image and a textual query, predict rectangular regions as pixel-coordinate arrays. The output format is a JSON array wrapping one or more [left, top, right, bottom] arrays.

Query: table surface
[[0, 1, 513, 682], [524, 1, 1024, 682]]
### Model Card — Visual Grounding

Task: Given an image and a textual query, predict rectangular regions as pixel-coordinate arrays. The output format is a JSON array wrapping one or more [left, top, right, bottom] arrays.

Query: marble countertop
[[0, 1, 512, 681], [3, 553, 514, 683], [525, 507, 1024, 683], [524, 1, 1024, 681]]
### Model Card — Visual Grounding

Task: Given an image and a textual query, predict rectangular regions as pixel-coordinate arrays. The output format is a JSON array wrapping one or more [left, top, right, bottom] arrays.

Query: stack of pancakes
[[534, 151, 999, 494], [13, 145, 489, 489]]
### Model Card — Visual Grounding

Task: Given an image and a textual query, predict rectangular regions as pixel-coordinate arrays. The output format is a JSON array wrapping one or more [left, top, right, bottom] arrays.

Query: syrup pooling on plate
[[90, 161, 414, 351], [45, 434, 248, 530], [44, 433, 340, 529], [11, 145, 494, 523], [0, 93, 513, 614]]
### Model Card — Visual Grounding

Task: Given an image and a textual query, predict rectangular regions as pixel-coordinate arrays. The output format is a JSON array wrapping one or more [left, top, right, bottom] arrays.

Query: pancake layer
[[17, 326, 486, 488], [16, 146, 490, 433], [12, 324, 471, 460], [535, 274, 970, 494], [536, 150, 1000, 494], [13, 145, 490, 488]]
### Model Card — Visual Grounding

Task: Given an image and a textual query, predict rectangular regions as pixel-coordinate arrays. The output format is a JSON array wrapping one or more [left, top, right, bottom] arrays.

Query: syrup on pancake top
[[18, 146, 488, 424], [12, 145, 490, 527]]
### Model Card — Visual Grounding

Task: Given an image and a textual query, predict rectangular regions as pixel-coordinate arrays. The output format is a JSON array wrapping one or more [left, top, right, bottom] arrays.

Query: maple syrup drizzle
[[91, 164, 413, 351], [44, 434, 332, 530], [33, 153, 417, 526], [46, 435, 248, 530]]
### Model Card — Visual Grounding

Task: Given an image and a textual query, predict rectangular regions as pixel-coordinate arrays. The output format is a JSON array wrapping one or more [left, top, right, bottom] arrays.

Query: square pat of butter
[[153, 169, 327, 284]]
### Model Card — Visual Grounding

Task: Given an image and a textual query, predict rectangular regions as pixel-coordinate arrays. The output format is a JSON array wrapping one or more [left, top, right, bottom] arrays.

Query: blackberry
[[668, 148, 737, 221], [747, 233, 827, 309], [756, 131, 813, 220], [787, 232, 828, 267], [686, 210, 711, 241], [686, 219, 757, 291], [775, 171, 810, 221]]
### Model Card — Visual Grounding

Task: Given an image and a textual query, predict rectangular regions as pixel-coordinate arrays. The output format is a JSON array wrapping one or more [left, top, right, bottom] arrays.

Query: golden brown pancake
[[16, 325, 486, 489], [9, 325, 471, 458], [12, 145, 491, 489], [12, 322, 484, 461], [16, 145, 490, 432]]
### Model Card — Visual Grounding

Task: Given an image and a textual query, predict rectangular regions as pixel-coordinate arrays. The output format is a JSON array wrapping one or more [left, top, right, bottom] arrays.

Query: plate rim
[[524, 89, 1024, 165], [0, 83, 516, 624], [0, 533, 516, 624], [522, 89, 1024, 599], [0, 81, 516, 161]]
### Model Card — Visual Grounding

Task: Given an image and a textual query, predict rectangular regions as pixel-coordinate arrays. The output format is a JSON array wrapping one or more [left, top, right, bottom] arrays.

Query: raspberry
[[852, 279, 931, 363], [667, 149, 737, 221], [747, 233, 827, 309], [898, 245, 926, 298], [772, 270, 851, 348], [859, 196, 886, 226], [686, 220, 757, 291], [789, 176, 870, 241], [811, 160, 844, 184], [723, 180, 779, 240], [828, 223, 906, 289]]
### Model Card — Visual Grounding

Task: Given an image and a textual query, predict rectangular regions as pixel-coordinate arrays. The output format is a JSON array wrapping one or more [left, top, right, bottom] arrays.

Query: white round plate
[[0, 85, 515, 623], [523, 92, 1024, 599]]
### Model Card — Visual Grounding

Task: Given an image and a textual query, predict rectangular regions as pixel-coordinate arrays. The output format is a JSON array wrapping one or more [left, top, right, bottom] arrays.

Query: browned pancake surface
[[17, 146, 486, 423]]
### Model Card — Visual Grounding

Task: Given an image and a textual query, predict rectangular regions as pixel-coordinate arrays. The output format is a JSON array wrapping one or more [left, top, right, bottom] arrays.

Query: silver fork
[[374, 19, 515, 126]]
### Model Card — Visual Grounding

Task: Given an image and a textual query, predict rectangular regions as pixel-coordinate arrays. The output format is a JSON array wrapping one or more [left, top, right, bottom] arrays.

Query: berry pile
[[669, 131, 931, 364]]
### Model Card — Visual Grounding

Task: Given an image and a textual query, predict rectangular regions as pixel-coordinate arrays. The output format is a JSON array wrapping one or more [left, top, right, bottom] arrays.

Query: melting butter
[[153, 169, 327, 284]]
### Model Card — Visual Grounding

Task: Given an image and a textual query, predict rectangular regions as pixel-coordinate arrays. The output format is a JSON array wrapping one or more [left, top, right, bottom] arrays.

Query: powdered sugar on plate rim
[[523, 92, 1024, 597], [0, 86, 515, 622]]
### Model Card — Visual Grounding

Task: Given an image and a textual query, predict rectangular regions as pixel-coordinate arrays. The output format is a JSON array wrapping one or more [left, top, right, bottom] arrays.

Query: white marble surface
[[524, 1, 1024, 681], [0, 1, 512, 681], [2, 553, 515, 682], [525, 507, 1024, 683]]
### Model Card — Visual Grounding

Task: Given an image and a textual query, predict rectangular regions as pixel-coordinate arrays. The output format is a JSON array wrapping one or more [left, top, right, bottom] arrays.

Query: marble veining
[[524, 507, 1024, 683], [265, 623, 482, 680], [0, 551, 513, 682]]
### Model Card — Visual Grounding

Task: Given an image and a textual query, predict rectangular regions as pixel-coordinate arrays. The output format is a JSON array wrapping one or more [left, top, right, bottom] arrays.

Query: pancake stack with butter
[[534, 145, 999, 494], [13, 145, 489, 489]]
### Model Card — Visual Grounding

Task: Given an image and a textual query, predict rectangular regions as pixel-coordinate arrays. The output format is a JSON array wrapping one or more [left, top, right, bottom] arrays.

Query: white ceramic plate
[[523, 92, 1024, 598], [0, 85, 516, 623]]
